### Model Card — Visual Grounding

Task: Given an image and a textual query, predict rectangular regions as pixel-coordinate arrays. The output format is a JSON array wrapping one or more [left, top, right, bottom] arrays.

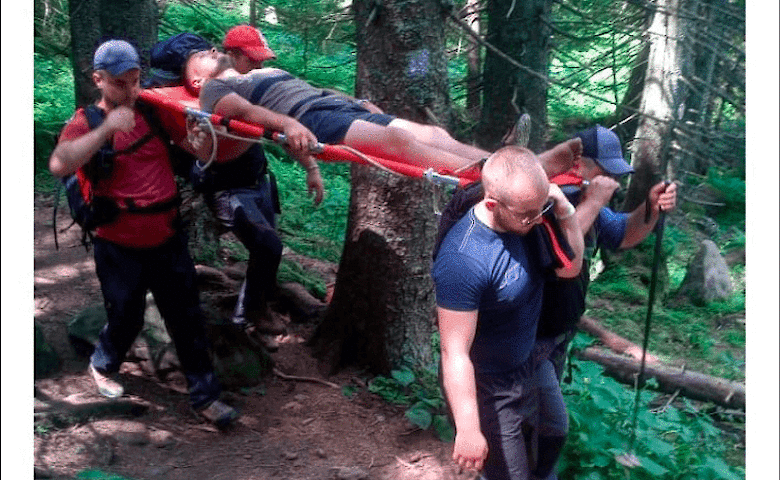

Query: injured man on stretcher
[[182, 48, 582, 178]]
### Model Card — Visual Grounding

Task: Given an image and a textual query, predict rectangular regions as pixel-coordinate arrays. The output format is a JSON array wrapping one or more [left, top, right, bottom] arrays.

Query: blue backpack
[[144, 33, 212, 87]]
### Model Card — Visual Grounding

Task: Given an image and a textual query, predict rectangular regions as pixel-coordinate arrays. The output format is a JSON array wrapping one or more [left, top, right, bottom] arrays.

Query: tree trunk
[[69, 0, 158, 108], [615, 41, 649, 143], [308, 0, 448, 375], [623, 0, 683, 211], [476, 0, 551, 152], [463, 0, 482, 120]]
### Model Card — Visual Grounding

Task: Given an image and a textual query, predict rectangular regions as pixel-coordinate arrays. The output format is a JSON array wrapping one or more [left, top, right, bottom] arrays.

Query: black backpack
[[53, 103, 183, 249]]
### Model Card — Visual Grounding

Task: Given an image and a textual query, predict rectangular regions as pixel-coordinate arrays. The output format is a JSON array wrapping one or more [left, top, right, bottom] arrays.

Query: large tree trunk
[[476, 0, 551, 151], [69, 0, 158, 107], [308, 0, 448, 375], [623, 0, 683, 211]]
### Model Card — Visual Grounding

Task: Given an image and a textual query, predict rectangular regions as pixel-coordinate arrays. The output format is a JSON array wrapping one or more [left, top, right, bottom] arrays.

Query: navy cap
[[93, 40, 141, 76], [575, 125, 634, 176]]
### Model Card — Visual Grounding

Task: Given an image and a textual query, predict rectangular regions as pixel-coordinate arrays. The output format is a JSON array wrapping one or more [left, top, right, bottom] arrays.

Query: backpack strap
[[432, 181, 485, 261]]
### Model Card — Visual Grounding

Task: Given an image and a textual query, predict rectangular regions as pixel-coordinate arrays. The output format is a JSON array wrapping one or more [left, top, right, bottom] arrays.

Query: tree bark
[[68, 0, 158, 107], [463, 0, 482, 120], [308, 0, 448, 375], [476, 0, 551, 151], [623, 0, 683, 211], [576, 347, 745, 409]]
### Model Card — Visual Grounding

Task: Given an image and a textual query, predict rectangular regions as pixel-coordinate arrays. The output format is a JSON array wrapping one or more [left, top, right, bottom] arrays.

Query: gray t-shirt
[[200, 68, 338, 120]]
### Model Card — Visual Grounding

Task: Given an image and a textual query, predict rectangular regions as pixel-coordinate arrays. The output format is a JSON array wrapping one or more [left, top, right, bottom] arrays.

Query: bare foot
[[502, 113, 532, 147], [625, 345, 660, 365], [538, 137, 582, 178]]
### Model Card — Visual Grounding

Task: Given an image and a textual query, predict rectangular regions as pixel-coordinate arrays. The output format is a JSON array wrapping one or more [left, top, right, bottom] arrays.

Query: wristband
[[555, 202, 576, 220]]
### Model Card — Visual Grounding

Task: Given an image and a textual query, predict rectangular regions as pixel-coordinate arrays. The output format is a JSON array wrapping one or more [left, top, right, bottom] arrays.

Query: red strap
[[550, 170, 584, 187], [541, 217, 573, 270]]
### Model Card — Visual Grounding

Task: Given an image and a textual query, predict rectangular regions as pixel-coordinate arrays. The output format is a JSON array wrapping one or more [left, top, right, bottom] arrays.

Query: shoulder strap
[[84, 104, 106, 130], [136, 100, 171, 144], [432, 181, 485, 261]]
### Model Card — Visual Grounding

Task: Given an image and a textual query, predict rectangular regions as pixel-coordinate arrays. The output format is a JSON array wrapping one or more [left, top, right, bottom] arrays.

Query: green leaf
[[341, 385, 358, 398], [635, 455, 670, 476], [405, 403, 433, 430], [432, 414, 455, 442], [701, 456, 742, 480], [391, 368, 416, 387], [645, 436, 676, 457]]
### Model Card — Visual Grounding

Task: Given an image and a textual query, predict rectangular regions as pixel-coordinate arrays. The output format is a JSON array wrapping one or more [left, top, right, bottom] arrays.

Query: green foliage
[[559, 347, 744, 479], [75, 471, 138, 480], [157, 1, 246, 45], [277, 259, 326, 299], [34, 0, 71, 57], [704, 167, 745, 229], [34, 52, 75, 193], [368, 363, 454, 442], [341, 384, 358, 398], [587, 216, 745, 383], [547, 0, 646, 137], [268, 150, 350, 263]]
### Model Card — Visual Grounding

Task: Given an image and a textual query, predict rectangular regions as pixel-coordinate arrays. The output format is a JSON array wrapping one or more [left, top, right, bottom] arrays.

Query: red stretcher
[[138, 86, 480, 187]]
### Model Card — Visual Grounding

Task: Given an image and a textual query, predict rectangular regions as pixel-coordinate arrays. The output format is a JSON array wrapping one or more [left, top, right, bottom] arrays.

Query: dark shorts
[[298, 101, 394, 144]]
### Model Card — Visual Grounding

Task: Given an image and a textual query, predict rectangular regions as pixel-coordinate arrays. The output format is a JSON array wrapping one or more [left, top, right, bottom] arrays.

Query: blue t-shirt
[[432, 208, 543, 374]]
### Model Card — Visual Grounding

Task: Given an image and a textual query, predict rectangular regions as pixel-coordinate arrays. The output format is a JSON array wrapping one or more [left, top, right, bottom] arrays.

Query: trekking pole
[[615, 192, 667, 469]]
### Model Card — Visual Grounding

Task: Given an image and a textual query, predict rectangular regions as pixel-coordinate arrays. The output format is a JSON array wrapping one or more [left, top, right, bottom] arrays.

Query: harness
[[53, 103, 181, 250]]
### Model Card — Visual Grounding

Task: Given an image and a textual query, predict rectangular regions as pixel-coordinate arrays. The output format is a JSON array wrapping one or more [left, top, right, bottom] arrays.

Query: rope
[[332, 145, 403, 177], [188, 116, 219, 171], [185, 115, 407, 179]]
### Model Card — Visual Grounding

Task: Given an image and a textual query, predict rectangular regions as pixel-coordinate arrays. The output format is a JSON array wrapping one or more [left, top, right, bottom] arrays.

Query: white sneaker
[[89, 363, 124, 399]]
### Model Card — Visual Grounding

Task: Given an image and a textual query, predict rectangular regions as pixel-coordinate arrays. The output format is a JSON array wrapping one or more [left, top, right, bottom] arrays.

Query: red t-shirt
[[59, 106, 179, 248]]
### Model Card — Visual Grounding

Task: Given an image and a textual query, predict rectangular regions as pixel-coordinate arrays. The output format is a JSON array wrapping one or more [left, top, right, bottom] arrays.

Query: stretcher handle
[[138, 89, 477, 187]]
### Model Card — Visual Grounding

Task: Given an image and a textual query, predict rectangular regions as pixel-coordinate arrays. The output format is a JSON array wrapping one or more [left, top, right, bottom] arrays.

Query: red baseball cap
[[223, 25, 277, 62]]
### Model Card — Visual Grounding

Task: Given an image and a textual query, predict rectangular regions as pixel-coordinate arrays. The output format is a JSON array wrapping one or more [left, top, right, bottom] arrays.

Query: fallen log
[[578, 316, 660, 364], [576, 346, 745, 409]]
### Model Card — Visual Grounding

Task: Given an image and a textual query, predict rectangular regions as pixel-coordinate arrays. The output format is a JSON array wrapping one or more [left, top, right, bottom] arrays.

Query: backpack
[[143, 33, 212, 88], [53, 103, 183, 250], [537, 174, 588, 339]]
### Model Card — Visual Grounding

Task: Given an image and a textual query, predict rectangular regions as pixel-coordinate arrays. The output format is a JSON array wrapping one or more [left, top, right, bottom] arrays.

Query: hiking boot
[[197, 399, 239, 429], [502, 113, 532, 147], [89, 363, 124, 399]]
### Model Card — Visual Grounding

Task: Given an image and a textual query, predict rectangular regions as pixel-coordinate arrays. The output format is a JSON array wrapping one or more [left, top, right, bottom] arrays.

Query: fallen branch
[[273, 367, 340, 389], [576, 347, 745, 409]]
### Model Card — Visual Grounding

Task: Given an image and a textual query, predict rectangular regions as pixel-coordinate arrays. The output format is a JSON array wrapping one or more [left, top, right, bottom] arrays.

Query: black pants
[[204, 178, 282, 322], [90, 231, 220, 410]]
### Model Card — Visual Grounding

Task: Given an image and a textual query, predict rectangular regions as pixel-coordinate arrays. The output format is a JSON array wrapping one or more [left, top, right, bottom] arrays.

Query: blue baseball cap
[[93, 40, 141, 76], [575, 125, 634, 176]]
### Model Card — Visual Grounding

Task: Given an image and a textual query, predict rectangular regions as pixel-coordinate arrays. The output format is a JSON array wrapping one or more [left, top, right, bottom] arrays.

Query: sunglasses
[[500, 199, 554, 226]]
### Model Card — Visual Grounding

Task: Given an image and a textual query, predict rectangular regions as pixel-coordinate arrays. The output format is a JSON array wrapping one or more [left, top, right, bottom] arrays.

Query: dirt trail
[[33, 195, 472, 480]]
